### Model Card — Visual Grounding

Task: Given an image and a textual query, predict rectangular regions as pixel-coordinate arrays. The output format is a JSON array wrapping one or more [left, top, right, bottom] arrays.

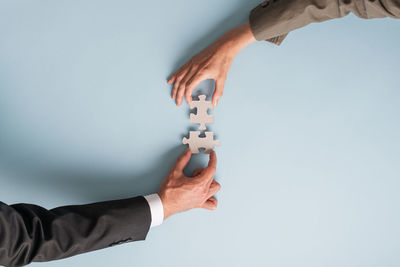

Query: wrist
[[158, 192, 174, 219], [218, 22, 256, 56]]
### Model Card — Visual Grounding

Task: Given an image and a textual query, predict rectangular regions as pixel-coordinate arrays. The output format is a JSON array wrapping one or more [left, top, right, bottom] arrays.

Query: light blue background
[[0, 1, 399, 266]]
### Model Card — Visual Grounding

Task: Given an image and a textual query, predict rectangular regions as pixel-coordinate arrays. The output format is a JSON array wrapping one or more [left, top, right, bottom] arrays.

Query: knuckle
[[200, 177, 209, 185], [214, 182, 221, 190], [165, 180, 174, 188], [176, 73, 185, 80], [181, 74, 190, 82], [186, 80, 195, 88], [200, 188, 208, 197], [177, 86, 185, 94], [201, 65, 210, 72], [197, 70, 206, 76]]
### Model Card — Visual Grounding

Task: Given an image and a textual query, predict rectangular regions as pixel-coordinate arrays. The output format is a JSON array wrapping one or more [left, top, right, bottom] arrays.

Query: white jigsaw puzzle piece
[[190, 95, 214, 130], [182, 131, 220, 154]]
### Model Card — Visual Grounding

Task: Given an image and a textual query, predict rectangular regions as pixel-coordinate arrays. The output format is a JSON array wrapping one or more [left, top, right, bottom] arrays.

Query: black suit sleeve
[[0, 196, 151, 267]]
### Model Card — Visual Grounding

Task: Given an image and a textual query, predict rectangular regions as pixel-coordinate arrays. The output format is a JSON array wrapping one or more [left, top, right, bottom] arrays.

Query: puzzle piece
[[190, 95, 214, 130], [182, 131, 220, 154]]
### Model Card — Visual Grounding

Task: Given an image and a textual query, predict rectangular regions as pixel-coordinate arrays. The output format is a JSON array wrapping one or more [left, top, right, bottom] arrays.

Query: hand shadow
[[0, 145, 210, 203]]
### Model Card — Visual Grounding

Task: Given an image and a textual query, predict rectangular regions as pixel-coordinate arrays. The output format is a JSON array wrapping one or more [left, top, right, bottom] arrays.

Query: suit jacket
[[0, 197, 151, 267], [251, 0, 400, 45]]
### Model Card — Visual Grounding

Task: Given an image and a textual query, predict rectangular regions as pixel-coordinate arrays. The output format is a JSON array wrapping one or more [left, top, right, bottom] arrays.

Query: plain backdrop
[[0, 1, 399, 267]]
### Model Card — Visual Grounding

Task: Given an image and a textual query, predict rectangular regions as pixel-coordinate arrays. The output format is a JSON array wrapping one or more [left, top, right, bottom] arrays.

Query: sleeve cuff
[[265, 34, 288, 45], [143, 194, 164, 228], [249, 1, 288, 45]]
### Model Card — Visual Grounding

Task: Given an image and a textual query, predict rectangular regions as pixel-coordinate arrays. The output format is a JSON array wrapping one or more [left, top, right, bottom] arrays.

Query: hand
[[158, 149, 221, 219], [168, 22, 256, 106]]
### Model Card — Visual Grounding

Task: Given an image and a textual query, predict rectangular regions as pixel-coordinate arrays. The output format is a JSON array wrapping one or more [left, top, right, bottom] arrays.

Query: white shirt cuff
[[143, 194, 164, 228]]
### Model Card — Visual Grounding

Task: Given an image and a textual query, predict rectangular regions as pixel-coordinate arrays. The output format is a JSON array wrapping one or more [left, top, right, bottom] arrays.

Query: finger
[[171, 66, 189, 101], [201, 197, 218, 210], [169, 76, 177, 97], [193, 168, 204, 177], [206, 180, 221, 199], [173, 148, 192, 172], [212, 77, 226, 106], [182, 68, 200, 105], [176, 86, 185, 106], [185, 73, 208, 104], [178, 65, 197, 105], [172, 77, 180, 100], [172, 72, 185, 101], [167, 74, 176, 84], [198, 150, 217, 181], [175, 67, 193, 106]]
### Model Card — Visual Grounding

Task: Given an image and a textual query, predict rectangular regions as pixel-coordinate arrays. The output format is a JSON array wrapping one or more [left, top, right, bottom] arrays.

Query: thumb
[[212, 78, 225, 106], [197, 150, 217, 182]]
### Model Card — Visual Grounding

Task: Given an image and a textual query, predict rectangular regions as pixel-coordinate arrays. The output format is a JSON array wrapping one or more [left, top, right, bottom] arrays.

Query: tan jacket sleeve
[[251, 0, 400, 45]]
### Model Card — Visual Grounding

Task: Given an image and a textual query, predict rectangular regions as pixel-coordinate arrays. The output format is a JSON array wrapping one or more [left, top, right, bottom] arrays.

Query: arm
[[0, 197, 151, 266], [0, 149, 220, 266], [169, 0, 400, 106], [249, 0, 400, 41]]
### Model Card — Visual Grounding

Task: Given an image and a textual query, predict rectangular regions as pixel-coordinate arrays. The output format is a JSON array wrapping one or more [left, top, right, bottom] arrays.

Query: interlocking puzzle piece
[[190, 95, 214, 130], [182, 131, 220, 154]]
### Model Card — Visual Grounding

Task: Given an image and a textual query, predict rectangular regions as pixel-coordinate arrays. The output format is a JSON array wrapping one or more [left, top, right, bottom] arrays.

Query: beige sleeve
[[251, 0, 400, 45]]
